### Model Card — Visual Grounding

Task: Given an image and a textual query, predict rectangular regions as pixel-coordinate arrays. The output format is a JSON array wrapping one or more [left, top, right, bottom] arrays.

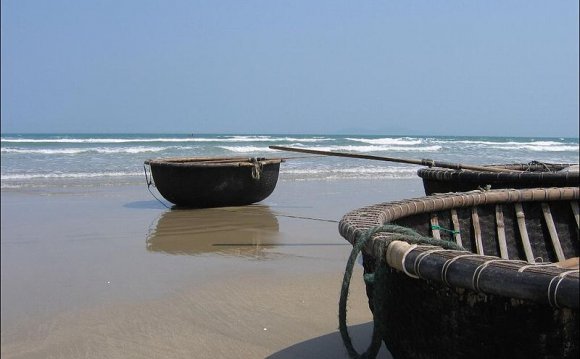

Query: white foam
[[288, 145, 442, 152], [492, 144, 578, 152], [345, 137, 423, 145], [423, 138, 578, 152], [1, 146, 174, 154], [1, 135, 333, 144], [219, 146, 278, 153]]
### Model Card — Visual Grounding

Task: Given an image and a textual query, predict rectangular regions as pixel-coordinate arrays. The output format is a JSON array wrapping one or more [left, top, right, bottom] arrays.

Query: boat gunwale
[[417, 162, 579, 181], [341, 187, 579, 236], [144, 157, 284, 168]]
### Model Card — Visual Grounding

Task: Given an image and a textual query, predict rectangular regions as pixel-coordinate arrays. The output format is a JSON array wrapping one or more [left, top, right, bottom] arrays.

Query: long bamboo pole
[[269, 145, 520, 173]]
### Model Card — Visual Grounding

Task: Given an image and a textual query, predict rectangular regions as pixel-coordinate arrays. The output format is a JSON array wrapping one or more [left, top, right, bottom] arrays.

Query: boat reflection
[[146, 204, 280, 257]]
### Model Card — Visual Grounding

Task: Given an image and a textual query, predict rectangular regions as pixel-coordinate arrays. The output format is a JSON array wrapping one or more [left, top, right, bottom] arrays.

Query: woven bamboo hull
[[145, 157, 282, 208], [418, 163, 579, 195], [339, 187, 579, 359], [360, 252, 578, 359], [369, 264, 578, 359]]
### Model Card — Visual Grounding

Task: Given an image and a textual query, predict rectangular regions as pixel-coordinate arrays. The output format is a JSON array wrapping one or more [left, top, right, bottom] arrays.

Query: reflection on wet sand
[[146, 204, 280, 258]]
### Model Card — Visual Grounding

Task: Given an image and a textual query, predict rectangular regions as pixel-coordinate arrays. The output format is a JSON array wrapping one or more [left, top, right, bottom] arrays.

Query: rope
[[274, 214, 338, 223], [339, 226, 385, 359], [441, 254, 480, 286], [547, 269, 579, 308], [526, 160, 553, 172], [143, 164, 170, 209], [400, 244, 419, 279], [431, 225, 460, 234], [338, 224, 465, 358], [472, 259, 507, 292], [250, 158, 263, 180]]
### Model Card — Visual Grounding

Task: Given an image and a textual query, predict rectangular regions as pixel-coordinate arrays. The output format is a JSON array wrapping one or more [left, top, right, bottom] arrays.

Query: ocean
[[1, 133, 578, 190], [0, 135, 579, 357]]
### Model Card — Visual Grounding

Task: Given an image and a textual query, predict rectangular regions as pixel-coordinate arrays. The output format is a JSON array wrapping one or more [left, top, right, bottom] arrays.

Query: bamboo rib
[[571, 201, 579, 229], [451, 209, 462, 247], [471, 207, 484, 255], [515, 203, 535, 263], [495, 205, 509, 259], [430, 213, 441, 239], [542, 203, 565, 262]]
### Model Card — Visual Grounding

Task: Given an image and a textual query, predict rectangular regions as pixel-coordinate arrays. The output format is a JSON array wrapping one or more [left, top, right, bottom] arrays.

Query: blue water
[[1, 133, 578, 189]]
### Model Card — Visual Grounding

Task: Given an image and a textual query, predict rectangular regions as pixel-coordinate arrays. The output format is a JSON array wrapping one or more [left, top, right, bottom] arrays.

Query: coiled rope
[[338, 224, 465, 358]]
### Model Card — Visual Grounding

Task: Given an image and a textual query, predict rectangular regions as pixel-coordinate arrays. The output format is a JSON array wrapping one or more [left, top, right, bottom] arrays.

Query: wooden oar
[[269, 145, 520, 173]]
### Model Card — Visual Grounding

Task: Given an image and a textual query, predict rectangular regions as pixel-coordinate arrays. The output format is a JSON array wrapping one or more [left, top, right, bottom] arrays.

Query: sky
[[1, 1, 578, 137]]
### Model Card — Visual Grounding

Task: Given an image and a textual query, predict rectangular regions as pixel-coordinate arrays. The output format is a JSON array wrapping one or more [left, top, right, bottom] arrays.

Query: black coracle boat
[[339, 187, 579, 359], [418, 162, 579, 195], [144, 157, 283, 208]]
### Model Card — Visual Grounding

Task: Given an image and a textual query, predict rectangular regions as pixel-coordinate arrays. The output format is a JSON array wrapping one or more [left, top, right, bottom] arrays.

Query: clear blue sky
[[1, 1, 578, 137]]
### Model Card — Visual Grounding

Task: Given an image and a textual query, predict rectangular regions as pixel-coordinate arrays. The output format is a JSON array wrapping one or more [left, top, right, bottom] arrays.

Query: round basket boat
[[144, 157, 283, 208], [339, 187, 579, 359], [417, 162, 579, 195]]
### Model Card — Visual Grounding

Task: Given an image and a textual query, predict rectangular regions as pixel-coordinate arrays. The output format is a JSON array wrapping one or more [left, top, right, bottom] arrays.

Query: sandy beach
[[1, 177, 424, 358]]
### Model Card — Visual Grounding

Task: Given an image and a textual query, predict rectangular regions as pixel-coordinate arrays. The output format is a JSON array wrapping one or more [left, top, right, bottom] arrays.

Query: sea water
[[1, 133, 578, 189]]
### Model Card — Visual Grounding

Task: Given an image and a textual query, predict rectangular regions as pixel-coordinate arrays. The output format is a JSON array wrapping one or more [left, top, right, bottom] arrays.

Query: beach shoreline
[[1, 177, 423, 358]]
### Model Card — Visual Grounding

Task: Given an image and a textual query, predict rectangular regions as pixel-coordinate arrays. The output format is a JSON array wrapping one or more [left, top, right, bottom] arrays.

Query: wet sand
[[1, 177, 424, 358]]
